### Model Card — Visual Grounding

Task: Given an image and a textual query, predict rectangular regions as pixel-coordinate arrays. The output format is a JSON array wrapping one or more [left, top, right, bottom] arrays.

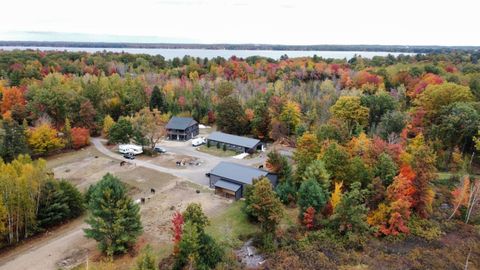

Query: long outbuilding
[[208, 161, 277, 199], [207, 131, 263, 153]]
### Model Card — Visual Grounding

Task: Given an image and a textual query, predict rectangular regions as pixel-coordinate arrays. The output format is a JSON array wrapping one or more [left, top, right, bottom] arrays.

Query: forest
[[0, 48, 480, 269]]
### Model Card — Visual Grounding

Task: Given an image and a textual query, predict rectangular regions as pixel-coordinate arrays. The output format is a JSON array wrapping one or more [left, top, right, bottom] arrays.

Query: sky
[[0, 0, 479, 46]]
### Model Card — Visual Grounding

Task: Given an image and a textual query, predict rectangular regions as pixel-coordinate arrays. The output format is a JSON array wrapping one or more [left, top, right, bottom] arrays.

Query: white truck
[[192, 137, 206, 147], [118, 144, 143, 155]]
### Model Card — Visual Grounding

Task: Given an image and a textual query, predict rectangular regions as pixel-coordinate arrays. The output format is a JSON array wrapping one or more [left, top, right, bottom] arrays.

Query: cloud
[[0, 0, 479, 45]]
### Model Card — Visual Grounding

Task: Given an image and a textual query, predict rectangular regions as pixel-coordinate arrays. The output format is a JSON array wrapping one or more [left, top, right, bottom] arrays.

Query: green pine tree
[[58, 180, 84, 219], [149, 85, 167, 113], [37, 179, 70, 229], [134, 245, 157, 270], [0, 120, 29, 162], [298, 178, 329, 214], [84, 173, 142, 256]]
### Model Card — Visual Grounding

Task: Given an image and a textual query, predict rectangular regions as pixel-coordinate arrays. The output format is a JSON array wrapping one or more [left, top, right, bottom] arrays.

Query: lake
[[0, 46, 415, 60]]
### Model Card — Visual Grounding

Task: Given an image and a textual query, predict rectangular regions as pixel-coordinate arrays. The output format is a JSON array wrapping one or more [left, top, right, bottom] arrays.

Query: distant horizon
[[1, 32, 480, 48], [1, 39, 480, 53]]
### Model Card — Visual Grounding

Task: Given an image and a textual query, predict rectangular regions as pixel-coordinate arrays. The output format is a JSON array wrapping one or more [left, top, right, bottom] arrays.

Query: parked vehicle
[[118, 144, 143, 155], [192, 137, 206, 147], [123, 152, 135, 160], [154, 146, 167, 153]]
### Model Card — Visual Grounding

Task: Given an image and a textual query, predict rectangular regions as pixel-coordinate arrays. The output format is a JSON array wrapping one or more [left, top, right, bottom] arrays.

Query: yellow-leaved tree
[[102, 115, 115, 138], [27, 124, 65, 155], [330, 181, 343, 211]]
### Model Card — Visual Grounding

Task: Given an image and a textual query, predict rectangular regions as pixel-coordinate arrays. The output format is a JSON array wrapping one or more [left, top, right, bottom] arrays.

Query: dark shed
[[208, 162, 277, 199]]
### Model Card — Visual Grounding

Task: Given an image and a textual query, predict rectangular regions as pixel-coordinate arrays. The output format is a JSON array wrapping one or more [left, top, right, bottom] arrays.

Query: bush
[[408, 216, 442, 241]]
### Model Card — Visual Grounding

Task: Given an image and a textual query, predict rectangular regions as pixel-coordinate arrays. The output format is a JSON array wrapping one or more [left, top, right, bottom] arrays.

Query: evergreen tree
[[175, 204, 223, 270], [149, 85, 167, 113], [302, 159, 331, 190], [266, 150, 292, 183], [84, 173, 142, 256], [37, 179, 70, 228], [135, 245, 157, 270], [298, 179, 329, 214], [0, 120, 29, 162], [216, 96, 248, 135], [245, 177, 283, 246], [251, 99, 271, 140], [329, 182, 370, 236], [58, 180, 84, 219], [374, 153, 398, 186], [275, 179, 297, 205], [182, 203, 210, 233], [174, 221, 200, 270]]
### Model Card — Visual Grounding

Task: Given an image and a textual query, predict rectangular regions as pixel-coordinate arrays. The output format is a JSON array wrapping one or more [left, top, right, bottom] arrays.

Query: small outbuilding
[[166, 116, 199, 141], [208, 162, 277, 200], [207, 131, 263, 153]]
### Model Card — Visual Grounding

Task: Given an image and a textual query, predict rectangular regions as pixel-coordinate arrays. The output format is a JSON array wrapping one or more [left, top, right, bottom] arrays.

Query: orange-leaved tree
[[368, 165, 415, 236], [71, 127, 90, 149]]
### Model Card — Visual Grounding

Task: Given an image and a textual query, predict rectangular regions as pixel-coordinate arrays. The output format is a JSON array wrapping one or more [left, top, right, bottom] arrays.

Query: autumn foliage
[[0, 86, 25, 114], [171, 211, 184, 255], [71, 127, 90, 149], [303, 207, 316, 230]]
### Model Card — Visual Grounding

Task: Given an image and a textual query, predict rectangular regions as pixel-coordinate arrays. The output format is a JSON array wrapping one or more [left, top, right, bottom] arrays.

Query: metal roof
[[166, 117, 198, 130], [207, 131, 260, 149], [210, 162, 269, 185], [214, 179, 241, 191]]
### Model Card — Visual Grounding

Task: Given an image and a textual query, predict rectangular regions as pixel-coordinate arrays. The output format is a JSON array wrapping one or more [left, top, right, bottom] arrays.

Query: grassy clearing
[[206, 201, 259, 248], [197, 145, 237, 157]]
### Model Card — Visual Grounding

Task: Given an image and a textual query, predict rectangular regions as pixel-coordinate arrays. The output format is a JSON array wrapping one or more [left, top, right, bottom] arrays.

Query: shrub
[[408, 216, 442, 241]]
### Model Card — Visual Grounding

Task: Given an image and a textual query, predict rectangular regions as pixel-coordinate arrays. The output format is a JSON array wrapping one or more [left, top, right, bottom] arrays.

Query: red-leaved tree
[[71, 127, 90, 149], [303, 207, 316, 230], [171, 211, 184, 255]]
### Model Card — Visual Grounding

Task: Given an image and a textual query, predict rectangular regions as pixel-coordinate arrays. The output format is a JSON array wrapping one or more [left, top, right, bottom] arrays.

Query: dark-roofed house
[[166, 117, 199, 141], [207, 131, 263, 153], [208, 162, 277, 199]]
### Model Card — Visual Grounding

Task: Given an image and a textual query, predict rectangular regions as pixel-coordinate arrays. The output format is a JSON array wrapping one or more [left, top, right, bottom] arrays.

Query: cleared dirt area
[[137, 152, 202, 169], [0, 145, 231, 270], [141, 181, 231, 244]]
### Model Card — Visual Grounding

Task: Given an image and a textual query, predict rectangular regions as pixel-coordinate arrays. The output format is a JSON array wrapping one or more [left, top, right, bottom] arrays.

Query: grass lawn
[[206, 201, 259, 248], [197, 145, 237, 157]]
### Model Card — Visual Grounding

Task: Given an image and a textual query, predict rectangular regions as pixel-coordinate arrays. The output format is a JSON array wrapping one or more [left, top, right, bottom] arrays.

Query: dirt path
[[0, 218, 93, 270], [91, 138, 211, 186], [91, 138, 268, 187]]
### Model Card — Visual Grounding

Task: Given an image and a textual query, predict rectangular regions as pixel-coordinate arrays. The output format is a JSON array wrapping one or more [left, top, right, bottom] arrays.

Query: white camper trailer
[[118, 144, 143, 155], [192, 137, 206, 147]]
